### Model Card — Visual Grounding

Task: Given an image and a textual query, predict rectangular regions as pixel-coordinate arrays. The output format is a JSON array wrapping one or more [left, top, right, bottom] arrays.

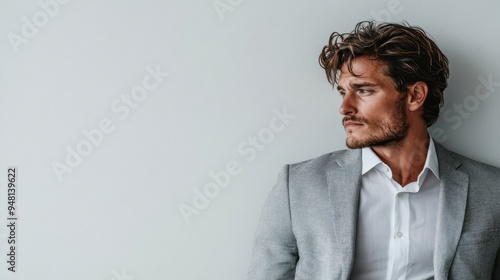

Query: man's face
[[337, 57, 409, 149]]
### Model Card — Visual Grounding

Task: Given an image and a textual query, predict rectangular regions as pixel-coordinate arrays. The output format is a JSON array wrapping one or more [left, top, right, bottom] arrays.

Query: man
[[247, 21, 500, 280]]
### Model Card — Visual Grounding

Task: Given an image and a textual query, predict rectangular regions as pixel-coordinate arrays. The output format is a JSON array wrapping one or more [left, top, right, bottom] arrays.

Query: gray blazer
[[248, 142, 500, 280]]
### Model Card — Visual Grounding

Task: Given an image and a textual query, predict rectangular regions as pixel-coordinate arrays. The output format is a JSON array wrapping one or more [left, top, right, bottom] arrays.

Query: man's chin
[[345, 138, 369, 149], [346, 142, 368, 149]]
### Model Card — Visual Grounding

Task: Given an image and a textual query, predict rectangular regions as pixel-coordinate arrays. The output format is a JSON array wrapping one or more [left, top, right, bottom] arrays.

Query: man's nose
[[339, 92, 356, 116]]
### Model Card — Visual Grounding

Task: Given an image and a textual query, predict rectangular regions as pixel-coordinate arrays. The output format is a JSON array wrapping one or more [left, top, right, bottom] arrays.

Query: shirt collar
[[361, 136, 440, 180], [423, 137, 440, 180], [362, 145, 384, 175]]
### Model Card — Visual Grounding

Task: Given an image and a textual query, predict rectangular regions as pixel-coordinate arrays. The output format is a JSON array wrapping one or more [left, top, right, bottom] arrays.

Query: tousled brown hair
[[319, 21, 449, 126]]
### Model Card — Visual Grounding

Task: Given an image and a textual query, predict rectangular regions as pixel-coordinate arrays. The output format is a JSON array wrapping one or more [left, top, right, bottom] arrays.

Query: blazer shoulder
[[437, 143, 500, 174], [460, 155, 500, 173], [436, 143, 500, 190], [287, 149, 358, 176]]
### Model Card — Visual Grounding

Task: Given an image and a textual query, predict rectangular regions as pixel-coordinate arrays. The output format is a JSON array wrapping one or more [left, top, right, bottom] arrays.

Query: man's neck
[[371, 130, 430, 186]]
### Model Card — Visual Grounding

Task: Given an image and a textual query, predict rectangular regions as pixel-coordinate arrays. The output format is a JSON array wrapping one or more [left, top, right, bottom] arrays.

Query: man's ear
[[406, 81, 428, 112]]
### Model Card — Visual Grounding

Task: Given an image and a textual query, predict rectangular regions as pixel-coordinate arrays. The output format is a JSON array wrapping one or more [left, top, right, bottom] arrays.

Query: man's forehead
[[338, 71, 378, 86], [338, 59, 388, 84], [340, 58, 385, 74]]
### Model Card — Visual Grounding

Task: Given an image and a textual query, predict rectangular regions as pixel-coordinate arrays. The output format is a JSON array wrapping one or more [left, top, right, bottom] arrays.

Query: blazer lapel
[[433, 143, 469, 280], [326, 149, 362, 279]]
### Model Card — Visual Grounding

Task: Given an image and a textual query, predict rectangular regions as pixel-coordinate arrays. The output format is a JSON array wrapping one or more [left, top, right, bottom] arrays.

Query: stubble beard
[[344, 97, 409, 149]]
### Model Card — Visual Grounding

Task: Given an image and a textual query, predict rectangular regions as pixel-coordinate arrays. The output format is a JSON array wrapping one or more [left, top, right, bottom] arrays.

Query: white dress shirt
[[351, 138, 440, 280]]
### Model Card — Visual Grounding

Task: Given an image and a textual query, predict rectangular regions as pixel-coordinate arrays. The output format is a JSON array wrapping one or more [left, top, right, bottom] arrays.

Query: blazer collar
[[433, 142, 469, 280]]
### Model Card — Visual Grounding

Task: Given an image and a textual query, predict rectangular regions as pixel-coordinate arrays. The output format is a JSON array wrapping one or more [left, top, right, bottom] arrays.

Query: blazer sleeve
[[247, 165, 298, 280]]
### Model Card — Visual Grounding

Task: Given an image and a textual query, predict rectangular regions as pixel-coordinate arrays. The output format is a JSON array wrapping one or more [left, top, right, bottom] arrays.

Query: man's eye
[[357, 89, 372, 94]]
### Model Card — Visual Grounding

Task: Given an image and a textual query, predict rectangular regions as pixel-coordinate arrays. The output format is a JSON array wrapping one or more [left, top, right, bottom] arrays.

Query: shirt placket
[[387, 189, 411, 280]]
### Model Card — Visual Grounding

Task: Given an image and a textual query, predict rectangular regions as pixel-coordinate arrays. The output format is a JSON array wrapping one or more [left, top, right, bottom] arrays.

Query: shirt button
[[396, 232, 403, 238]]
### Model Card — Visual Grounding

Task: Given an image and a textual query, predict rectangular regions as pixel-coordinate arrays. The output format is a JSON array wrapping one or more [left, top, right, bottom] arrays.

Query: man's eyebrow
[[337, 82, 377, 91]]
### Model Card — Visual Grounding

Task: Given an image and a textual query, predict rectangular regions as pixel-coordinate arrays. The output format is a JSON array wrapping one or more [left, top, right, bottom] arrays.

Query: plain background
[[0, 0, 499, 279]]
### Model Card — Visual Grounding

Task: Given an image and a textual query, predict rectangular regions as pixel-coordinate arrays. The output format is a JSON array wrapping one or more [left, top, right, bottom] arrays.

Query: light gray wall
[[0, 0, 499, 279]]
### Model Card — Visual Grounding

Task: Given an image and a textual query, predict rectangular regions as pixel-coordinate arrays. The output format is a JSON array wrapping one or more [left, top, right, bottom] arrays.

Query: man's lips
[[343, 121, 364, 128]]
